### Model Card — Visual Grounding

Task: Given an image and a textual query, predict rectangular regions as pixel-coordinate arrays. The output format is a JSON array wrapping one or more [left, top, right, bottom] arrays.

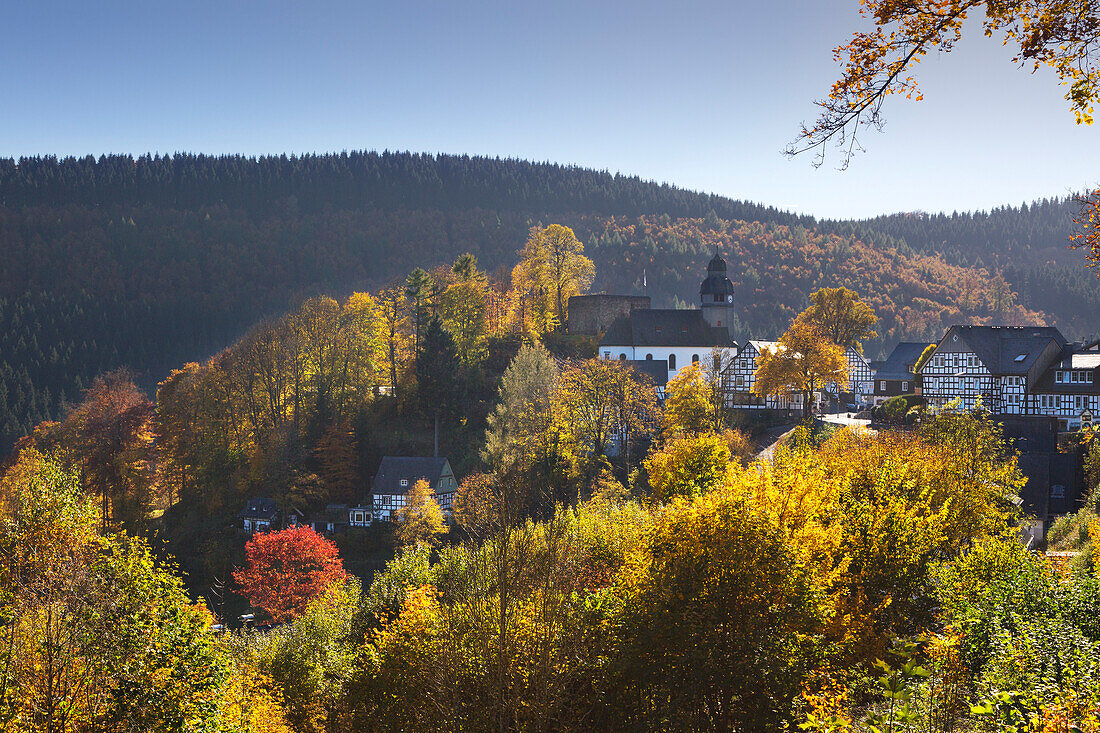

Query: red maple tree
[[233, 525, 348, 622]]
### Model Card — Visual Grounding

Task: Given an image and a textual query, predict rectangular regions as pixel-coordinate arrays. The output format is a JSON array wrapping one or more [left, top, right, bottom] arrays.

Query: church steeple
[[699, 253, 734, 337]]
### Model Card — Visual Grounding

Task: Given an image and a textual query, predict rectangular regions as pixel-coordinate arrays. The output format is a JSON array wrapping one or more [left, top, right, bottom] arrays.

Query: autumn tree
[[377, 283, 412, 397], [233, 526, 348, 623], [512, 224, 595, 334], [315, 423, 360, 503], [552, 359, 659, 493], [662, 361, 717, 436], [754, 319, 848, 417], [644, 432, 731, 502], [614, 488, 821, 731], [791, 0, 1100, 167], [798, 287, 877, 353], [0, 450, 227, 733], [482, 343, 567, 511], [27, 369, 158, 531], [394, 479, 447, 548], [439, 253, 489, 368]]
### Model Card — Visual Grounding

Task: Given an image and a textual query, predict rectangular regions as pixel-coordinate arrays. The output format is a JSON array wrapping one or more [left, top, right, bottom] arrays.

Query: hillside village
[[267, 250, 1097, 548]]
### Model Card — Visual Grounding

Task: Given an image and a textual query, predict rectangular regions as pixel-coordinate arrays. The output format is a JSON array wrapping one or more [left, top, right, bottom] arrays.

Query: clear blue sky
[[2, 0, 1096, 218]]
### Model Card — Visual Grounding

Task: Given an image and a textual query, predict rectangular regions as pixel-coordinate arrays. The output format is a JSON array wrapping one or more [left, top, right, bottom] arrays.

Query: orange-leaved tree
[[233, 525, 348, 622], [753, 318, 848, 418], [792, 0, 1100, 167]]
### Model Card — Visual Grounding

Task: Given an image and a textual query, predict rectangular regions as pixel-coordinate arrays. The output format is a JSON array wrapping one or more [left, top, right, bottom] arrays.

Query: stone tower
[[699, 253, 735, 336]]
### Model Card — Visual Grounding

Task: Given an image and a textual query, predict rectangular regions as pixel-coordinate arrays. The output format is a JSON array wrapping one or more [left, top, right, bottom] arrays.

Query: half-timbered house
[[872, 342, 929, 405], [723, 340, 804, 412], [371, 456, 457, 521]]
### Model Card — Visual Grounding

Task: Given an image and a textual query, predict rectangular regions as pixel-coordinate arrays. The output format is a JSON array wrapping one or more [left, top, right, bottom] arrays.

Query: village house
[[722, 340, 804, 413], [371, 456, 458, 521], [872, 342, 929, 405], [825, 346, 875, 408], [598, 254, 738, 379], [237, 497, 302, 535], [916, 325, 1100, 430]]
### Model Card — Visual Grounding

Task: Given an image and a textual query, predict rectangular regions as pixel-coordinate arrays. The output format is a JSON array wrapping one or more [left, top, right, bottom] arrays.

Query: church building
[[598, 254, 738, 378]]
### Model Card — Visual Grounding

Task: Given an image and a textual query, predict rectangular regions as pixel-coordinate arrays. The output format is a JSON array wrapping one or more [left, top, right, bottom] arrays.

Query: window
[[692, 354, 699, 363], [1014, 353, 1028, 362], [1056, 371, 1065, 383], [1089, 372, 1095, 383], [902, 381, 908, 392], [645, 353, 653, 361], [668, 354, 676, 370], [1076, 396, 1085, 410], [619, 353, 626, 360], [736, 376, 744, 387], [603, 351, 610, 359], [880, 381, 886, 391], [399, 479, 408, 487]]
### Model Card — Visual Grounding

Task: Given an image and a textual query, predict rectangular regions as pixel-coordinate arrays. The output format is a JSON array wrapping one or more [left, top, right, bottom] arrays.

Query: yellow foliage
[[644, 432, 731, 502]]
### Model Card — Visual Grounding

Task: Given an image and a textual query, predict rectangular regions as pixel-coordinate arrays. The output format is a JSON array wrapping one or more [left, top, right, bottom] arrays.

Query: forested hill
[[0, 152, 1094, 449]]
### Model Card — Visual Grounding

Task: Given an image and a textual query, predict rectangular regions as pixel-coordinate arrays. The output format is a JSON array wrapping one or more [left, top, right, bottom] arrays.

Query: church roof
[[700, 254, 735, 297], [626, 359, 669, 388], [601, 309, 735, 348]]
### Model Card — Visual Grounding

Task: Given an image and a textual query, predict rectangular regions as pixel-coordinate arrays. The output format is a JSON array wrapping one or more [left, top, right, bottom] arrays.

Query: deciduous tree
[[798, 287, 877, 353], [233, 526, 348, 623], [791, 0, 1100, 167], [394, 479, 446, 548], [754, 319, 848, 417], [512, 224, 594, 333]]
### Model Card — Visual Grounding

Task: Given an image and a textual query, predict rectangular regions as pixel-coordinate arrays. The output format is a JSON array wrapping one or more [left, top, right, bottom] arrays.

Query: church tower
[[699, 253, 735, 336]]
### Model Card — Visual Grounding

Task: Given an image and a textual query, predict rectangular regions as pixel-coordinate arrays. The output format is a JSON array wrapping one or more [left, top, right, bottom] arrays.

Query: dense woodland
[[0, 152, 1096, 451]]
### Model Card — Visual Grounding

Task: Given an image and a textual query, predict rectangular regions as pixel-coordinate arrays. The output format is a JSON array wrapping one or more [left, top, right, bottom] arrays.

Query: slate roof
[[238, 497, 280, 520], [601, 309, 735, 348], [626, 359, 669, 388], [947, 326, 1066, 375], [877, 342, 929, 381], [1032, 344, 1100, 394], [314, 503, 351, 525], [373, 456, 451, 495], [700, 254, 735, 297]]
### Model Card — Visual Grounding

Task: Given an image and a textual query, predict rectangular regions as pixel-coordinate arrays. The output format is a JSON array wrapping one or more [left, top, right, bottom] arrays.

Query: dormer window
[[399, 479, 408, 487]]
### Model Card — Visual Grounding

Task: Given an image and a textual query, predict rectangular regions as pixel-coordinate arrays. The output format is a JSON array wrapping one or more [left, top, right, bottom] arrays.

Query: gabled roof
[[943, 326, 1066, 375], [1032, 343, 1100, 394], [313, 503, 351, 524], [373, 456, 451, 496], [737, 340, 780, 358], [626, 359, 669, 388], [238, 497, 279, 520], [877, 342, 929, 381], [601, 309, 735, 348]]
